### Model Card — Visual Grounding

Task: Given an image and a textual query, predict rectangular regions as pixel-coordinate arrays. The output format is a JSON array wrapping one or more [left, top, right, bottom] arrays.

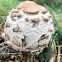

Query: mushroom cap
[[15, 1, 48, 13], [4, 1, 55, 51]]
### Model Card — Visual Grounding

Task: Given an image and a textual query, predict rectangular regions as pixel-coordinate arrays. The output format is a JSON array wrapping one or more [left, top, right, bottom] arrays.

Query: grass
[[0, 0, 20, 19]]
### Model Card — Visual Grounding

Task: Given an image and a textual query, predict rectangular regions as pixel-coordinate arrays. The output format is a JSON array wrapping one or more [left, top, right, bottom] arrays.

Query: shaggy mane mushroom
[[4, 1, 55, 52]]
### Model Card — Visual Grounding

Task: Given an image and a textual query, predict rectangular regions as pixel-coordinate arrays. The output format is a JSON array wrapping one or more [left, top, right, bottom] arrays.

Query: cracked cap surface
[[15, 1, 48, 13]]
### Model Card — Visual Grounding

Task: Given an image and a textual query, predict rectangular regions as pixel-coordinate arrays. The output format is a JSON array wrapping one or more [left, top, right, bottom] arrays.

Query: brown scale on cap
[[31, 18, 40, 27], [6, 22, 11, 27], [25, 18, 29, 22], [13, 25, 19, 32], [31, 18, 40, 23], [48, 14, 51, 18], [36, 4, 48, 13], [11, 13, 17, 18], [38, 34, 49, 43], [42, 16, 49, 22], [11, 9, 19, 13], [17, 13, 23, 18], [48, 30, 53, 32], [12, 17, 17, 21], [22, 36, 27, 46], [11, 12, 23, 21], [15, 1, 48, 14]]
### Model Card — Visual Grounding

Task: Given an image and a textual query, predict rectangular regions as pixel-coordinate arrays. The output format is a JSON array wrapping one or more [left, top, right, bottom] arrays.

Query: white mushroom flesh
[[4, 1, 55, 51]]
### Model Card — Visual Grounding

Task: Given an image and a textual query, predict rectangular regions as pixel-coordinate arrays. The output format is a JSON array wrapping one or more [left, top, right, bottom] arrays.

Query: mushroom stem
[[22, 51, 29, 62]]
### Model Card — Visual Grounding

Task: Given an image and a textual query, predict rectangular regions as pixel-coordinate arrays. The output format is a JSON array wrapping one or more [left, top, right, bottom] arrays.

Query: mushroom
[[4, 1, 55, 59]]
